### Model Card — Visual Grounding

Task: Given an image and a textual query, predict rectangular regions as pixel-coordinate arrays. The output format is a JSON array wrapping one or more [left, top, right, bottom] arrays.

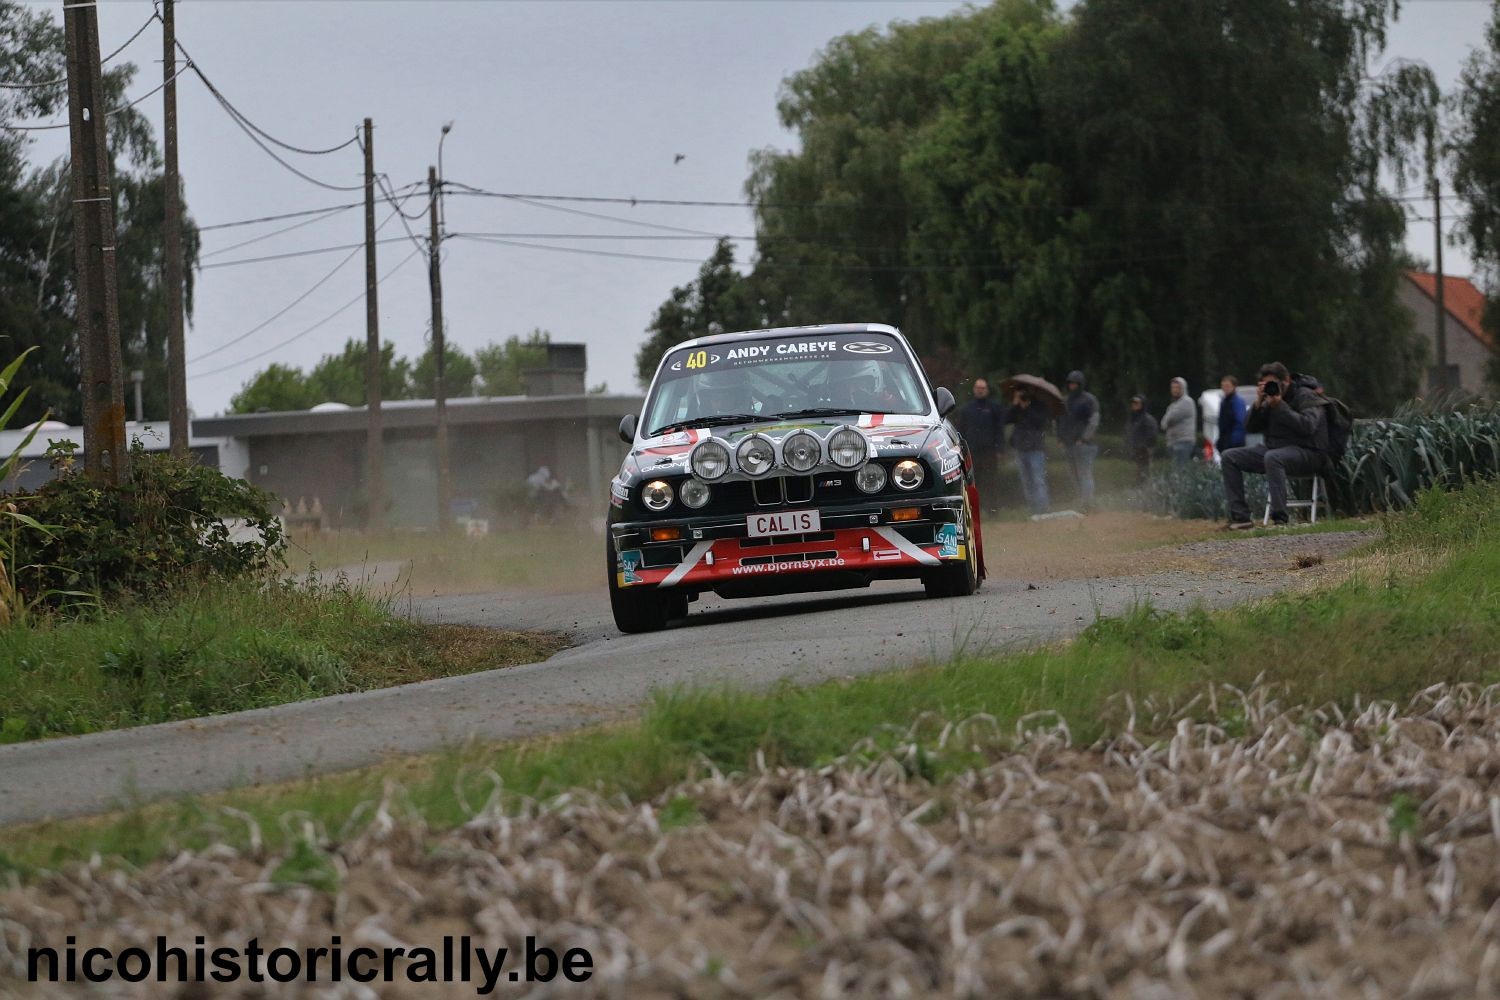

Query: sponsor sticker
[[619, 549, 644, 585], [936, 524, 959, 559], [842, 341, 894, 355]]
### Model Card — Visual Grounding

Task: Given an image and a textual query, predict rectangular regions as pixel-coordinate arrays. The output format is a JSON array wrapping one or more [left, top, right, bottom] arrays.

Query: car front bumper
[[610, 495, 969, 590]]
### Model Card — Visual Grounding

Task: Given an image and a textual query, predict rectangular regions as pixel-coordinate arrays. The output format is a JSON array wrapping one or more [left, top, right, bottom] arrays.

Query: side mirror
[[618, 413, 638, 444], [934, 387, 957, 418]]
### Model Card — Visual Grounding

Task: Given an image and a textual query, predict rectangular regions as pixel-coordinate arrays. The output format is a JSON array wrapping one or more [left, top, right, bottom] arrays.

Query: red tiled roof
[[1405, 271, 1495, 351]]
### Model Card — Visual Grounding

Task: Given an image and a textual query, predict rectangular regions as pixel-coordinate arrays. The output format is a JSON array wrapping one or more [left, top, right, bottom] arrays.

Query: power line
[[191, 186, 425, 361], [199, 204, 358, 259], [375, 170, 431, 256], [191, 247, 424, 379], [444, 183, 733, 237], [195, 186, 421, 232], [0, 6, 159, 90], [196, 236, 411, 270], [0, 57, 193, 131], [175, 38, 357, 157]]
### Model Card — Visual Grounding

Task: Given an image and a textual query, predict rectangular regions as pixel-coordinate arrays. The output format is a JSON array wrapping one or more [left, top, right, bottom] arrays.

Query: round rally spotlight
[[856, 463, 887, 493], [689, 438, 731, 482], [680, 479, 711, 509], [736, 435, 776, 477], [642, 480, 675, 511], [781, 431, 822, 473], [827, 426, 869, 470], [892, 459, 925, 491]]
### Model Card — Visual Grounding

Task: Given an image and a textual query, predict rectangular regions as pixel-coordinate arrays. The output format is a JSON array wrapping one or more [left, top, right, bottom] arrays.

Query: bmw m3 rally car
[[606, 323, 986, 633]]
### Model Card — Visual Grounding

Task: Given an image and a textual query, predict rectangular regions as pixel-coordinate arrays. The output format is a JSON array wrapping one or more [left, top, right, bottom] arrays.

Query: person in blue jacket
[[1217, 375, 1247, 454]]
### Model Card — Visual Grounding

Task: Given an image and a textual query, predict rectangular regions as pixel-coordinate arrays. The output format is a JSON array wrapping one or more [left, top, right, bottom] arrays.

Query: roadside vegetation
[[287, 523, 601, 595], [3, 475, 1493, 875]]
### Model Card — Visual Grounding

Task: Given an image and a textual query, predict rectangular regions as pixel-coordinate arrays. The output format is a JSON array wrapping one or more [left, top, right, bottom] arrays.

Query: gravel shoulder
[[0, 528, 1373, 827]]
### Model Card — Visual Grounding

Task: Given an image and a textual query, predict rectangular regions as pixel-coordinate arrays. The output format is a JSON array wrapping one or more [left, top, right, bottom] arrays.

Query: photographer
[[1220, 362, 1328, 529]]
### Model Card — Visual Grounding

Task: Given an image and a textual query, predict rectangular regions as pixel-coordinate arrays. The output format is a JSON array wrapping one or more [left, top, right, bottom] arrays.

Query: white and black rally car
[[606, 323, 986, 633]]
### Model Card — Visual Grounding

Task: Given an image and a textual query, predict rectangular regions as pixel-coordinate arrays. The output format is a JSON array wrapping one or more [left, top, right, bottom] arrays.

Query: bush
[[7, 448, 285, 610]]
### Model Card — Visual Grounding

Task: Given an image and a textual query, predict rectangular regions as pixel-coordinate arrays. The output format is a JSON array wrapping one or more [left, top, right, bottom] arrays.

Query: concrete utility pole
[[162, 0, 188, 457], [362, 118, 385, 531], [428, 165, 452, 531], [1432, 175, 1450, 392], [65, 0, 129, 484]]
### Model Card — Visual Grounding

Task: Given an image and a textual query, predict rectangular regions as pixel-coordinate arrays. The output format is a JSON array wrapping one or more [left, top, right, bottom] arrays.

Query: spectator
[[1126, 394, 1157, 483], [1160, 376, 1197, 466], [1057, 369, 1100, 510], [1005, 387, 1050, 515], [956, 378, 1006, 513], [1217, 375, 1247, 455], [1222, 361, 1329, 529]]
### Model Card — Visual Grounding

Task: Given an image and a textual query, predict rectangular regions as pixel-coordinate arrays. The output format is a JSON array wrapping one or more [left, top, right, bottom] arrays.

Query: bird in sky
[[673, 153, 686, 165]]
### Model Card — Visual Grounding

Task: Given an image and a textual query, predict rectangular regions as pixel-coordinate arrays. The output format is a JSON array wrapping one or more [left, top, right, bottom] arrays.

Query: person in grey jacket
[[1057, 370, 1100, 509], [1160, 376, 1197, 466], [1221, 361, 1329, 528]]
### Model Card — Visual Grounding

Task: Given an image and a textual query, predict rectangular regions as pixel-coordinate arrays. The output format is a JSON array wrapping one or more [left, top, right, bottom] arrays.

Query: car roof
[[673, 322, 904, 351]]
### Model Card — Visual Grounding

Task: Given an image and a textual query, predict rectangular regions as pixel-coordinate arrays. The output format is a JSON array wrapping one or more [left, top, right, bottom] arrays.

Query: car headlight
[[892, 459, 925, 491], [679, 479, 710, 508], [641, 479, 674, 511], [690, 438, 731, 482], [856, 463, 887, 493], [781, 430, 822, 473], [736, 435, 776, 477], [827, 426, 868, 470]]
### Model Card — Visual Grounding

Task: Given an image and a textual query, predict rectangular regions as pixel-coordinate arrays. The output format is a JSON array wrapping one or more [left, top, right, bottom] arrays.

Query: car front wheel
[[606, 536, 679, 633], [922, 500, 979, 599]]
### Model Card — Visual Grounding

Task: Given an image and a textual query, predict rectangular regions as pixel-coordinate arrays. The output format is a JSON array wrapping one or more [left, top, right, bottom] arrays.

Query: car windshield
[[644, 332, 928, 435]]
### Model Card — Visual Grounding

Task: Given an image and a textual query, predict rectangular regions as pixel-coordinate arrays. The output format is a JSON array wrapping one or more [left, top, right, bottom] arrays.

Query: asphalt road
[[0, 543, 1350, 827]]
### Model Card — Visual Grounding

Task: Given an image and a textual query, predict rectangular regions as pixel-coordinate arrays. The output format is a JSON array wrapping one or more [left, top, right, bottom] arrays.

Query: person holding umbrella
[[1001, 374, 1059, 516]]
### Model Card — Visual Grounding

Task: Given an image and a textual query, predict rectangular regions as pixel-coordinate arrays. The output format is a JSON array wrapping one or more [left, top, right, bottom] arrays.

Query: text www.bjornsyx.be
[[28, 935, 592, 994]]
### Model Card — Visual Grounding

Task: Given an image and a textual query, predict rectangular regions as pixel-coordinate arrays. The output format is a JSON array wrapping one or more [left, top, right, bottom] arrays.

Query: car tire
[[923, 499, 979, 599], [606, 536, 675, 633]]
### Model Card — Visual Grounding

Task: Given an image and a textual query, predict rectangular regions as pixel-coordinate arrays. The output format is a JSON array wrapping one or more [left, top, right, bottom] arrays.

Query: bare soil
[[6, 683, 1499, 998]]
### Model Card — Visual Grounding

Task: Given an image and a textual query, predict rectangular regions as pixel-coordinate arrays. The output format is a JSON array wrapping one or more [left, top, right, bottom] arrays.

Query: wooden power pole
[[162, 0, 188, 457], [362, 118, 385, 531], [1432, 175, 1450, 393], [428, 165, 452, 531], [65, 0, 129, 484]]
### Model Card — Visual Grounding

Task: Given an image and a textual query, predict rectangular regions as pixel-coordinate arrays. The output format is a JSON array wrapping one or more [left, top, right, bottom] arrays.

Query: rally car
[[606, 323, 985, 633]]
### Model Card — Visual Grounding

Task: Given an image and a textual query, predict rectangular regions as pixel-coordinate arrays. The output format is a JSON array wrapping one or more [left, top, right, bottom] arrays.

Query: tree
[[410, 343, 478, 399], [474, 329, 549, 396], [635, 239, 762, 387], [1453, 0, 1500, 395], [0, 4, 200, 425], [304, 338, 411, 405], [228, 364, 316, 414]]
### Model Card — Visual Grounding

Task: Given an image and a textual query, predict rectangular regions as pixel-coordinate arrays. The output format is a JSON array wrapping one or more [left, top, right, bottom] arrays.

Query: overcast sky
[[17, 0, 1495, 414]]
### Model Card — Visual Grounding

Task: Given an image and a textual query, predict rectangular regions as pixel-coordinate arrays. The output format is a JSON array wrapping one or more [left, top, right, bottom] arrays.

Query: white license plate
[[747, 509, 822, 537]]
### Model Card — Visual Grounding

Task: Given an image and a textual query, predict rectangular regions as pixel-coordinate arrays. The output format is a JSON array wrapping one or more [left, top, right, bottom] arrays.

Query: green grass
[[3, 478, 1498, 877], [286, 525, 602, 595], [0, 579, 566, 745]]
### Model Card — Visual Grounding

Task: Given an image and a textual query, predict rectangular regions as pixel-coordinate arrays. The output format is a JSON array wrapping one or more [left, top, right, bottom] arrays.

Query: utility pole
[[65, 0, 129, 484], [428, 165, 452, 531], [362, 119, 385, 532], [162, 0, 188, 457], [1432, 175, 1450, 393]]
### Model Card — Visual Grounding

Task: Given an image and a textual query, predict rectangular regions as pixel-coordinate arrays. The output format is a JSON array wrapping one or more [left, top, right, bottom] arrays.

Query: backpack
[[1292, 373, 1353, 462]]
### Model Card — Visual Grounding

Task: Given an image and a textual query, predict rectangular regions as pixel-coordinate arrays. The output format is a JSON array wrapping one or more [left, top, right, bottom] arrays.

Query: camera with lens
[[1263, 379, 1281, 397]]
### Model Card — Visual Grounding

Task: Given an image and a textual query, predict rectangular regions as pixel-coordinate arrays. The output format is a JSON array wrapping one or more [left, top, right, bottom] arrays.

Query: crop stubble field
[[2, 482, 1498, 996]]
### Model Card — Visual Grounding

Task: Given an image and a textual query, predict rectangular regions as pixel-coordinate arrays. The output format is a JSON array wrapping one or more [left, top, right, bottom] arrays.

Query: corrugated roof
[[1405, 271, 1495, 351]]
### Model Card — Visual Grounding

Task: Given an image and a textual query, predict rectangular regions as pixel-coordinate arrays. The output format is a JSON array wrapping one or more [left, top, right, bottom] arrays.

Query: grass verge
[[0, 579, 567, 745], [2, 478, 1496, 877], [287, 524, 602, 595]]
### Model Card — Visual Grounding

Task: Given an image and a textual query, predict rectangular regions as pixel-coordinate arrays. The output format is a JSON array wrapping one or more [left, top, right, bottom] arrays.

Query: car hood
[[620, 414, 942, 483]]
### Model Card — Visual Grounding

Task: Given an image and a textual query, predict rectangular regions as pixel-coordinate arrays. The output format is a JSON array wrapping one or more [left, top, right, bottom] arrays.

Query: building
[[2, 343, 645, 531], [1400, 271, 1496, 394]]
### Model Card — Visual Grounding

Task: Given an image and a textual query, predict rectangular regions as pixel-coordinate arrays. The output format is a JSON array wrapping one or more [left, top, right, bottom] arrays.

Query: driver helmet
[[694, 371, 753, 416]]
